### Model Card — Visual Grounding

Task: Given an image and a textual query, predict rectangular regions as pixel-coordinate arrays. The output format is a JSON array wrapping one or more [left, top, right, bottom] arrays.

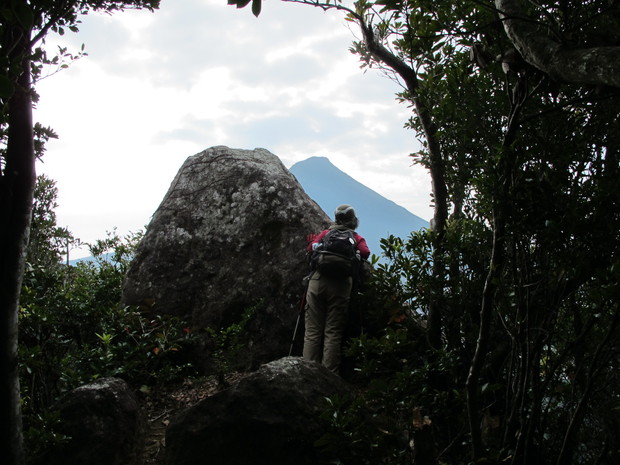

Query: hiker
[[303, 204, 370, 374]]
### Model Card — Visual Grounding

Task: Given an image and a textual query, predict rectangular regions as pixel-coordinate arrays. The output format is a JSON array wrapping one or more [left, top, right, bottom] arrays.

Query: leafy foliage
[[19, 180, 198, 463], [11, 2, 620, 464], [1, 4, 161, 462], [253, 1, 620, 464], [19, 234, 199, 463], [206, 303, 258, 387], [26, 175, 77, 268]]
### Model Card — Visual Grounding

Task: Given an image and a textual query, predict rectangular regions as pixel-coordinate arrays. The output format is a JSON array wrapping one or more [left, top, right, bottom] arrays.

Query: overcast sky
[[34, 0, 431, 257]]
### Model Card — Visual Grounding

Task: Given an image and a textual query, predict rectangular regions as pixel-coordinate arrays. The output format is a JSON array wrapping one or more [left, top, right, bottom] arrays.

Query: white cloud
[[33, 0, 432, 257]]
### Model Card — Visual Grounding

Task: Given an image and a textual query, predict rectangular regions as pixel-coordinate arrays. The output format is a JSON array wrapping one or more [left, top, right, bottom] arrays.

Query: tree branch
[[495, 0, 620, 88]]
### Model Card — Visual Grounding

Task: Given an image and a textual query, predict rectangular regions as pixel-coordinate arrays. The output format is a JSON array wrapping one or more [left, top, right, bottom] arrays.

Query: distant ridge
[[289, 156, 428, 258]]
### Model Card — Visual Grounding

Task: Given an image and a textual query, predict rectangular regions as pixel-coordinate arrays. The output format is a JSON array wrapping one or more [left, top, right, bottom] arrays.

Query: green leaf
[[251, 0, 262, 17], [229, 0, 251, 8]]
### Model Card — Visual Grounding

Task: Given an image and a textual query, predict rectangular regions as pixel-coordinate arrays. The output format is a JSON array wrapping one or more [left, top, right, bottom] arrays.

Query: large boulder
[[122, 146, 329, 366], [165, 356, 350, 465], [36, 377, 142, 465]]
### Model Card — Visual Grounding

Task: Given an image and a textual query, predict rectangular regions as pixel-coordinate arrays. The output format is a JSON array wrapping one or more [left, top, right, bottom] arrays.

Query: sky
[[34, 0, 432, 258]]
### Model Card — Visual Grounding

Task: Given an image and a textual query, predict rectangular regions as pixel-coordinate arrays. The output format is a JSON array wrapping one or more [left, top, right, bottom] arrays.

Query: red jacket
[[307, 227, 370, 260]]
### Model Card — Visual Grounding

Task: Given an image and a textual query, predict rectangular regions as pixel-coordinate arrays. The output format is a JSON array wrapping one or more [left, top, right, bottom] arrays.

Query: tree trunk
[[0, 28, 34, 465], [357, 19, 449, 349], [466, 203, 507, 458], [466, 77, 525, 459], [414, 96, 448, 350], [495, 0, 620, 88]]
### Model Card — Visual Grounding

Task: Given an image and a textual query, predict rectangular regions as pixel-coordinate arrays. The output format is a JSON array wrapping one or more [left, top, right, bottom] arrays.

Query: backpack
[[312, 229, 360, 279]]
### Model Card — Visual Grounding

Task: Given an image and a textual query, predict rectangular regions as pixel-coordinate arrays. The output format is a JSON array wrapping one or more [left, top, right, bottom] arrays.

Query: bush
[[19, 231, 198, 463]]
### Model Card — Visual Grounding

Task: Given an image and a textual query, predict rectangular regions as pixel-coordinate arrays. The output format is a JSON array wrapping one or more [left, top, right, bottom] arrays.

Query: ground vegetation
[[8, 1, 620, 464], [0, 2, 160, 463], [231, 0, 620, 463]]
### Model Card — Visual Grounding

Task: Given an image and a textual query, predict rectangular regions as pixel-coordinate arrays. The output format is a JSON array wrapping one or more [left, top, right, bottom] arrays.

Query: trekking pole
[[288, 312, 302, 356], [289, 277, 309, 356]]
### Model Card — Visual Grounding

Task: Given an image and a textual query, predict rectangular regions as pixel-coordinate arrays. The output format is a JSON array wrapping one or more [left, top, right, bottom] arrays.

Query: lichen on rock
[[122, 146, 330, 366]]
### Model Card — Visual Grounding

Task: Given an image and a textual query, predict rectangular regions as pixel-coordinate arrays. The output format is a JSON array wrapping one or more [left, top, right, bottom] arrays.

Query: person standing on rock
[[303, 204, 370, 374]]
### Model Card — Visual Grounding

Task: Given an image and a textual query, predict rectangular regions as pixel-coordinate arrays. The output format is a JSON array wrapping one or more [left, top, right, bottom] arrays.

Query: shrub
[[19, 231, 197, 463]]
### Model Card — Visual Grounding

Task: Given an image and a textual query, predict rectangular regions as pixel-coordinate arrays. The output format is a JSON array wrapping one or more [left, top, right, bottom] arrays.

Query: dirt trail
[[141, 373, 247, 464]]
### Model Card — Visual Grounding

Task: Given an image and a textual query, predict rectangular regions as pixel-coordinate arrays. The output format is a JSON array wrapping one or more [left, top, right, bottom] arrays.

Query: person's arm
[[307, 230, 329, 253], [354, 234, 370, 260]]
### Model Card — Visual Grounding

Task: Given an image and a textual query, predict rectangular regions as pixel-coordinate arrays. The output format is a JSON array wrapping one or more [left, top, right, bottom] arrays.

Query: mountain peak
[[295, 156, 332, 166], [290, 157, 428, 258]]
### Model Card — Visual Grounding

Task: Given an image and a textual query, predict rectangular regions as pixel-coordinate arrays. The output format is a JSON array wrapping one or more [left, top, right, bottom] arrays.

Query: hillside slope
[[290, 157, 428, 258]]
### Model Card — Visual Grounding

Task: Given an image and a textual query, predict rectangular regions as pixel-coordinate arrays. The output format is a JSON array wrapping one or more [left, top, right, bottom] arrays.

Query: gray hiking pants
[[303, 271, 353, 374]]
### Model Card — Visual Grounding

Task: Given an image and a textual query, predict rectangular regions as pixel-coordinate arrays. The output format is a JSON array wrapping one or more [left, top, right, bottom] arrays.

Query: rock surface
[[122, 146, 329, 365], [164, 357, 350, 465], [36, 377, 142, 465]]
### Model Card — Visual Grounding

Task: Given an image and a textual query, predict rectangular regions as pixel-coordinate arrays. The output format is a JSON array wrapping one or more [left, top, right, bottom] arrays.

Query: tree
[[27, 174, 78, 268], [231, 0, 620, 86], [0, 2, 159, 464], [232, 1, 620, 463]]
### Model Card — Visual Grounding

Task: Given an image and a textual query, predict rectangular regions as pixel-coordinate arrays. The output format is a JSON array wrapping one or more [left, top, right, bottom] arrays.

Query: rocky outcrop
[[36, 377, 142, 465], [122, 146, 330, 366], [165, 356, 350, 465]]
